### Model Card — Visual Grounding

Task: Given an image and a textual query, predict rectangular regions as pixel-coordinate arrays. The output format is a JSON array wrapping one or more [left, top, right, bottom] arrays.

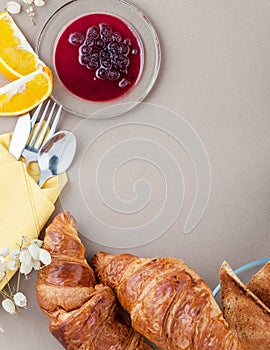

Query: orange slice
[[0, 11, 45, 81], [0, 66, 53, 116]]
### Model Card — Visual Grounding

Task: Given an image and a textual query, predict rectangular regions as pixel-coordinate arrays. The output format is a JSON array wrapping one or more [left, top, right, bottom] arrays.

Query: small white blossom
[[32, 260, 41, 270], [0, 263, 6, 273], [20, 262, 32, 275], [39, 248, 51, 265], [0, 256, 5, 265], [6, 1, 21, 14], [0, 326, 4, 333], [31, 239, 43, 248], [34, 0, 45, 6], [2, 299, 16, 315], [10, 249, 20, 260], [7, 260, 18, 271], [13, 292, 27, 308], [19, 249, 31, 265], [0, 247, 9, 258], [28, 243, 40, 261]]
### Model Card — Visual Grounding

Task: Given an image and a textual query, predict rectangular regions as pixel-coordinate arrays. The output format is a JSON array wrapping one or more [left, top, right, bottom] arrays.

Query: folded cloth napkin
[[0, 132, 67, 290]]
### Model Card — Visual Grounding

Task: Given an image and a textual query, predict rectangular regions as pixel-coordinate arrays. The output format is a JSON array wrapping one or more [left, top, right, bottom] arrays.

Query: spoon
[[37, 130, 76, 187]]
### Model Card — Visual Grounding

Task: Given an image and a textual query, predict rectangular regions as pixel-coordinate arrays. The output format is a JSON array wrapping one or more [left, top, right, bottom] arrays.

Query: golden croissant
[[92, 252, 244, 350], [36, 212, 153, 350]]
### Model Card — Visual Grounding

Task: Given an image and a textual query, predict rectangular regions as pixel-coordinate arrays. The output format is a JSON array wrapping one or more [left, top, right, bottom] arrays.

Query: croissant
[[92, 252, 244, 350], [36, 212, 153, 350]]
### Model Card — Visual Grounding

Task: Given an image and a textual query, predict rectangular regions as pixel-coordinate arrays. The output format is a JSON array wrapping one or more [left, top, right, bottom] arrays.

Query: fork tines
[[27, 100, 62, 151]]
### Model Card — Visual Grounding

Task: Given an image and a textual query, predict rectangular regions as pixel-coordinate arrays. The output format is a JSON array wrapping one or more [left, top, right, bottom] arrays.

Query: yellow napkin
[[0, 132, 67, 290]]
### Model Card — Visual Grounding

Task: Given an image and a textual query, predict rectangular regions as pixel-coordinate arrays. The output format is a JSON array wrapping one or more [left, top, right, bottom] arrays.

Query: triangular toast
[[247, 260, 270, 309], [220, 261, 270, 350]]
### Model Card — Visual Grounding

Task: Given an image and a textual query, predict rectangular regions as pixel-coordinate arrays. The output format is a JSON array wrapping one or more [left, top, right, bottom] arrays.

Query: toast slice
[[220, 261, 270, 350], [247, 260, 270, 309]]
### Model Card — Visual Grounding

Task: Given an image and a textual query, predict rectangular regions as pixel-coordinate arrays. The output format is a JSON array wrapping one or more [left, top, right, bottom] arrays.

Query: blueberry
[[80, 45, 92, 55], [79, 54, 91, 65], [113, 54, 130, 68], [96, 38, 105, 49], [123, 38, 132, 46], [112, 32, 122, 42], [85, 39, 96, 47], [86, 26, 99, 39], [90, 50, 100, 62], [107, 69, 120, 81], [68, 32, 85, 46], [108, 42, 120, 54], [99, 23, 112, 37], [119, 43, 130, 55], [87, 60, 99, 70], [96, 67, 108, 80]]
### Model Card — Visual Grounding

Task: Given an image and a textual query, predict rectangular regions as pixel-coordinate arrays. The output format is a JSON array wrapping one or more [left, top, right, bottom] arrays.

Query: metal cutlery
[[9, 113, 32, 160], [37, 130, 76, 187], [22, 100, 62, 166]]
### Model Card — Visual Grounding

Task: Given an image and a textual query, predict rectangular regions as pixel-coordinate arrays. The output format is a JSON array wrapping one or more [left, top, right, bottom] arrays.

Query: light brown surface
[[247, 261, 270, 308], [36, 212, 153, 350], [1, 1, 270, 349], [220, 261, 270, 350], [92, 252, 243, 350]]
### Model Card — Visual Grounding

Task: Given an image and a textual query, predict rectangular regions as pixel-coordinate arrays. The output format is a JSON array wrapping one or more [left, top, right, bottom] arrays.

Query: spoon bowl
[[37, 130, 76, 187]]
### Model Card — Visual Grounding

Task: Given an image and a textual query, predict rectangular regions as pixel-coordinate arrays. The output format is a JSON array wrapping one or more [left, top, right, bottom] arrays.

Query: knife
[[9, 113, 32, 160]]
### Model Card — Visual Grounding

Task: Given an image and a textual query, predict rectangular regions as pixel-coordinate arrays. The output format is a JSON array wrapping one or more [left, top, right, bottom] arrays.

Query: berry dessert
[[54, 13, 143, 102]]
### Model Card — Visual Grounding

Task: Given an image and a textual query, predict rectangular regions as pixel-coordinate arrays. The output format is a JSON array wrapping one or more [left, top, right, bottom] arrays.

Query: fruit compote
[[54, 13, 143, 102]]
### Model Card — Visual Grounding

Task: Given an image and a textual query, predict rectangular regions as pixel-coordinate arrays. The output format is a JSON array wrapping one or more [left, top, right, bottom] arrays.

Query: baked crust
[[220, 261, 270, 350], [36, 212, 153, 350], [92, 252, 243, 350]]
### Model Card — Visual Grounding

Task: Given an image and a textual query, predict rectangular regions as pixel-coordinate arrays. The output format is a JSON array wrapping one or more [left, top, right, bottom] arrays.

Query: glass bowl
[[213, 258, 270, 306], [36, 0, 161, 118]]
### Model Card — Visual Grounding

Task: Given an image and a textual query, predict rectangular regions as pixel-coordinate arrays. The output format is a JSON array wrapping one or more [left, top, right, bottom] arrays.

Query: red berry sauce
[[54, 13, 143, 102]]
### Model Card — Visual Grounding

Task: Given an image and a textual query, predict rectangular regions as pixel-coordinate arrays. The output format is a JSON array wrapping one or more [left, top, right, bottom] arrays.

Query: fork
[[22, 100, 62, 166]]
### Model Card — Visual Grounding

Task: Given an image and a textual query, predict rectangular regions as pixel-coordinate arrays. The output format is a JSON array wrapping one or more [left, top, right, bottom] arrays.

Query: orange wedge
[[0, 11, 45, 81], [0, 66, 53, 116]]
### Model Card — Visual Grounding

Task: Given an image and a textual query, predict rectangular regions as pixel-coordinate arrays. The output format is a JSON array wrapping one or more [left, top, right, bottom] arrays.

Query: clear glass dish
[[36, 0, 161, 118], [213, 258, 270, 306]]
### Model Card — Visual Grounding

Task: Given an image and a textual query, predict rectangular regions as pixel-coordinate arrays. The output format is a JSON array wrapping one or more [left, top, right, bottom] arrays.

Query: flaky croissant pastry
[[92, 252, 244, 350], [36, 212, 153, 350]]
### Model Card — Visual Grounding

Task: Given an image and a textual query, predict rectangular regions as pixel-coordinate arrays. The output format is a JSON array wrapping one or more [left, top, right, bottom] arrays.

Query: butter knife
[[9, 113, 31, 160]]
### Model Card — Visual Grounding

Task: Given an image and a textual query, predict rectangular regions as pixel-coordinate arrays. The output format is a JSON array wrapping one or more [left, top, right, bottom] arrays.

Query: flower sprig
[[5, 0, 46, 25], [0, 236, 51, 315]]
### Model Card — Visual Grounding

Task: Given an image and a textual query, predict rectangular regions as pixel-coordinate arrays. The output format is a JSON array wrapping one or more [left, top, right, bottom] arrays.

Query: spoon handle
[[38, 169, 53, 188]]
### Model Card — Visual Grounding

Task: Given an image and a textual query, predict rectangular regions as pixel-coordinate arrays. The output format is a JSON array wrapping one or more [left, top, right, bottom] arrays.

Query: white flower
[[2, 299, 16, 315], [34, 0, 45, 6], [7, 260, 18, 271], [0, 263, 7, 273], [19, 249, 31, 265], [32, 260, 41, 270], [0, 247, 9, 258], [0, 326, 4, 333], [28, 243, 40, 261], [6, 1, 21, 14], [39, 248, 51, 265], [31, 239, 43, 248], [20, 262, 32, 275], [10, 249, 20, 260], [13, 292, 27, 308]]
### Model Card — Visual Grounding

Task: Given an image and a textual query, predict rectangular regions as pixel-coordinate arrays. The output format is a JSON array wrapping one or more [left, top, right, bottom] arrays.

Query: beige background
[[1, 0, 270, 348]]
